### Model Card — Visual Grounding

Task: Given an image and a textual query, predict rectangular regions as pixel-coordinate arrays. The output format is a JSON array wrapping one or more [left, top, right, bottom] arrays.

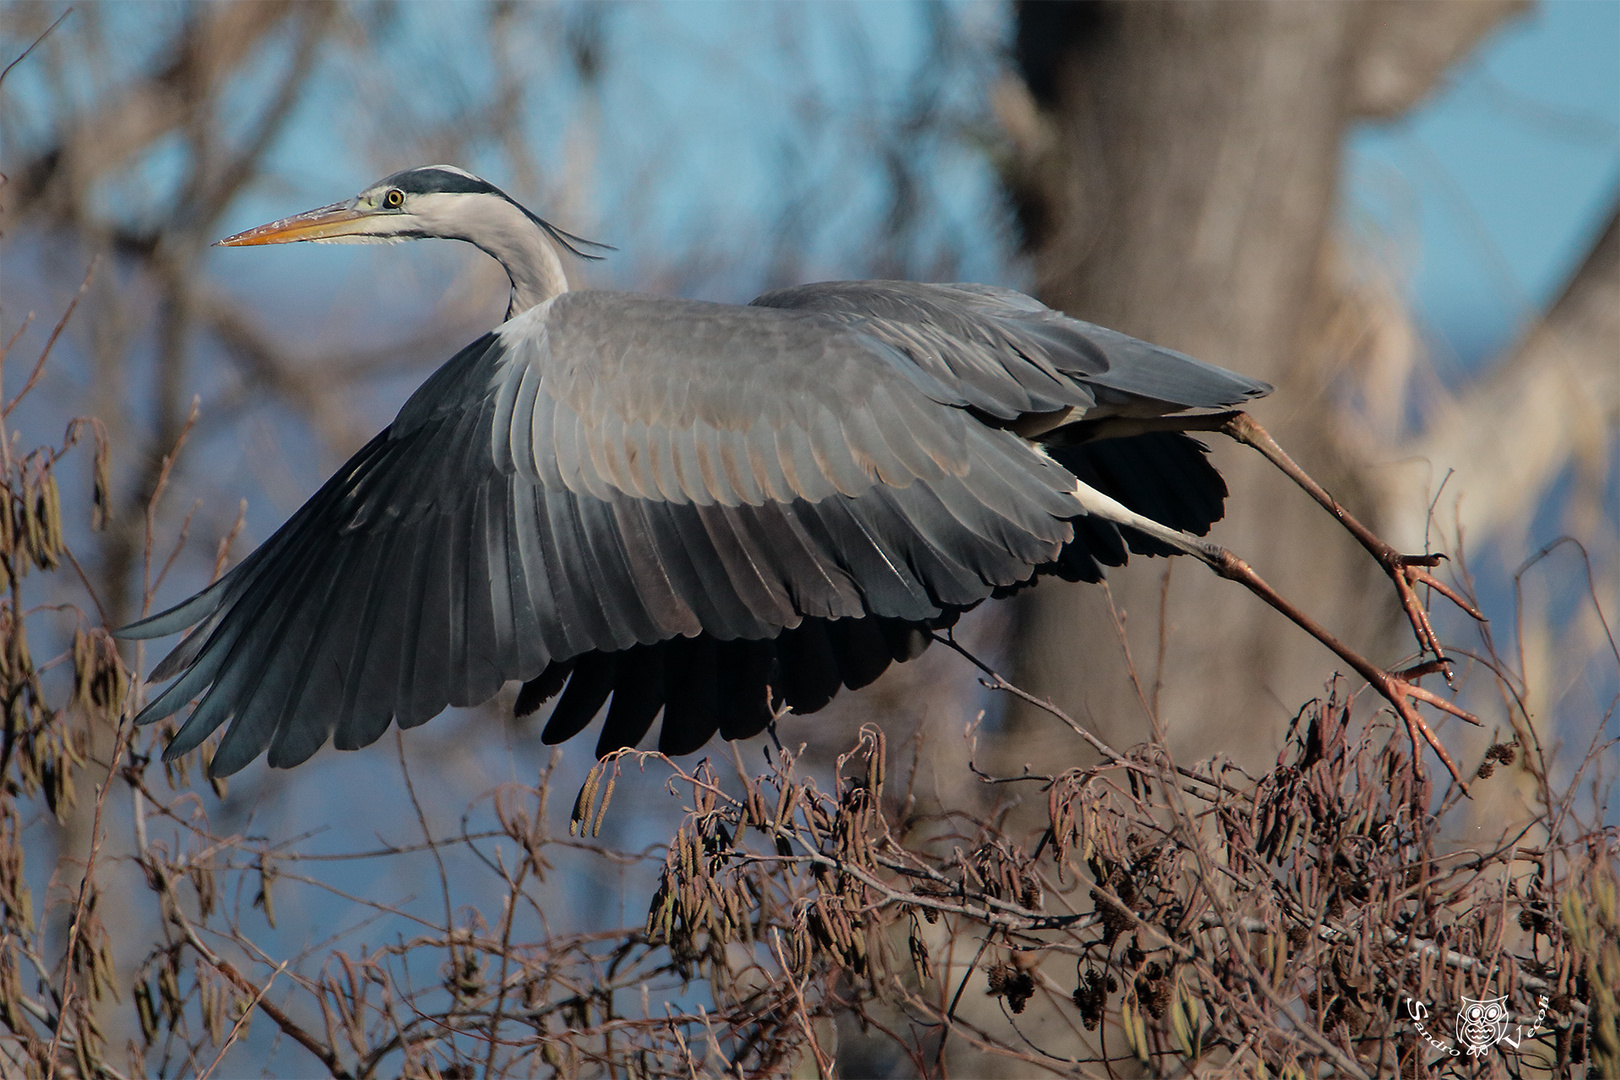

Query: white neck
[[412, 191, 569, 318]]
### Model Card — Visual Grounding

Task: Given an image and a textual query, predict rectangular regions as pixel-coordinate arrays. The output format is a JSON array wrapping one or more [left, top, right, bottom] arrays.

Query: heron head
[[216, 165, 520, 247], [216, 165, 611, 313]]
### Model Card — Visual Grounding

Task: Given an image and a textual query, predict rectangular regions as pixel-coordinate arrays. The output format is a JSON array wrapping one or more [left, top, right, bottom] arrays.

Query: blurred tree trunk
[[995, 0, 1522, 768]]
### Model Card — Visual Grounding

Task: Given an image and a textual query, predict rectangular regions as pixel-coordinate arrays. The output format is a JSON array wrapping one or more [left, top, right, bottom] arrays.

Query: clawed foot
[[1206, 548, 1481, 790], [1383, 552, 1486, 685], [1218, 410, 1488, 677], [1375, 659, 1480, 790]]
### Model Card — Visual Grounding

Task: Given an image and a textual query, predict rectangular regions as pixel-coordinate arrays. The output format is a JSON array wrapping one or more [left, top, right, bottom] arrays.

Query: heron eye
[[384, 189, 404, 209]]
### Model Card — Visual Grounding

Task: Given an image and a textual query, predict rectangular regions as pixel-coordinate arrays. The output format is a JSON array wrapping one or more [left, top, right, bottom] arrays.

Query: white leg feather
[[1068, 479, 1224, 567]]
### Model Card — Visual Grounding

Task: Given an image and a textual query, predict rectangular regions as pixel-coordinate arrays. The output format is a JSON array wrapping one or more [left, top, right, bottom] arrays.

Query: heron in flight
[[119, 166, 1478, 781]]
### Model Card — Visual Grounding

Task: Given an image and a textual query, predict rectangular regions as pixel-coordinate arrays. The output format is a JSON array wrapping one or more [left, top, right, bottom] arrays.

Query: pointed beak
[[215, 202, 377, 246]]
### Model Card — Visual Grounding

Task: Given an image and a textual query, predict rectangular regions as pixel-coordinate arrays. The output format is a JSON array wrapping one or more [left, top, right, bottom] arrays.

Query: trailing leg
[[1067, 478, 1478, 788], [1061, 411, 1485, 675]]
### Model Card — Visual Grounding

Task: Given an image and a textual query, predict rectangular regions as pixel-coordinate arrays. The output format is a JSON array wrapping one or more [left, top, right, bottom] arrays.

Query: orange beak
[[215, 203, 375, 246]]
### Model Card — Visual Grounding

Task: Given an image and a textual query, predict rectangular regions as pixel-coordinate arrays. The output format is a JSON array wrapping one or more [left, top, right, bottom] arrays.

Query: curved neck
[[429, 193, 569, 318], [477, 209, 569, 320]]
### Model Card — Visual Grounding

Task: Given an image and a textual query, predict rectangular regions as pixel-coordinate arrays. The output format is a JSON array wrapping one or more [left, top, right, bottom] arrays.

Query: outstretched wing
[[119, 289, 1097, 775]]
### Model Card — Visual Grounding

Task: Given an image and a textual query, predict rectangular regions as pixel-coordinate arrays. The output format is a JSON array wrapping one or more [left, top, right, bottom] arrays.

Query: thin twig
[[44, 706, 133, 1080], [0, 7, 71, 87], [198, 961, 291, 1080], [3, 259, 97, 421], [169, 906, 354, 1078]]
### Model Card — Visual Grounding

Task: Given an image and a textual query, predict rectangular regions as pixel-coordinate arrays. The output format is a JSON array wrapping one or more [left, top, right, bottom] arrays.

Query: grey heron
[[118, 166, 1478, 781]]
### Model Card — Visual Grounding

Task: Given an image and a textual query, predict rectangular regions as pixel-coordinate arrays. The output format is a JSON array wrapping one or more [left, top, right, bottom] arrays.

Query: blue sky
[[1346, 1, 1619, 363]]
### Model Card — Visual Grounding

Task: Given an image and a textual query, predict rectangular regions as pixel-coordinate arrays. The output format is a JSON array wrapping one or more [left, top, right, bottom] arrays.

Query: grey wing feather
[[752, 280, 1272, 414], [117, 292, 1086, 775]]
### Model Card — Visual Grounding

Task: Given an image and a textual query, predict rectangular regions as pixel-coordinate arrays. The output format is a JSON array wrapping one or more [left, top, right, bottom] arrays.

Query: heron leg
[[1215, 411, 1484, 676], [1070, 410, 1485, 678], [1069, 479, 1477, 789]]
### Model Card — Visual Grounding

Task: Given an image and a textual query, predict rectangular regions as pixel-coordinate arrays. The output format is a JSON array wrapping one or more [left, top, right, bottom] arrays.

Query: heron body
[[118, 167, 1271, 777]]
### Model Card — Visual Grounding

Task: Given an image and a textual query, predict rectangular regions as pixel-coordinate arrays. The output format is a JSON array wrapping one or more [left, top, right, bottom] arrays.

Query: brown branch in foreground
[[165, 894, 354, 1079]]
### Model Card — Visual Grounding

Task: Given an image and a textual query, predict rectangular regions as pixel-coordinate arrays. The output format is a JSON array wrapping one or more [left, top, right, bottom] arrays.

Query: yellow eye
[[384, 189, 404, 209]]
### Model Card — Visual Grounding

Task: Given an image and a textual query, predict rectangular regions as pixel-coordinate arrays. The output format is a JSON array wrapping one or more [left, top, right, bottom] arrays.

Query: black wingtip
[[515, 661, 573, 717]]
